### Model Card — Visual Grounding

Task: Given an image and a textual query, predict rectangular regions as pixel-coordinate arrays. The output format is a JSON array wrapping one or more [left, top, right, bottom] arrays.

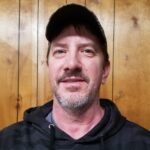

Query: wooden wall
[[0, 0, 150, 130]]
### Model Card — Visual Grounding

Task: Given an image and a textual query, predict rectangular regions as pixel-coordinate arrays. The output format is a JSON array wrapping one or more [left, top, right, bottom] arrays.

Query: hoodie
[[0, 99, 150, 150]]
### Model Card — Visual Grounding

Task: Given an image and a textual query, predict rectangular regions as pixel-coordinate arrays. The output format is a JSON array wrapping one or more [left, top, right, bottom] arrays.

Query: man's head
[[46, 4, 109, 65], [46, 4, 110, 112]]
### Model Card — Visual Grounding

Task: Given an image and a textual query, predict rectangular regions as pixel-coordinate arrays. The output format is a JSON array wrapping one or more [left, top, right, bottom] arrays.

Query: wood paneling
[[18, 0, 38, 121], [37, 0, 66, 105], [0, 0, 19, 128], [67, 0, 85, 5], [86, 0, 114, 100], [114, 0, 150, 129], [0, 0, 150, 130]]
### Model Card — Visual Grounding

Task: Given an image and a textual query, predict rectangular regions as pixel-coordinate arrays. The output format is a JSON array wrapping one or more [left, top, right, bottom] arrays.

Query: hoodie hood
[[24, 99, 126, 142]]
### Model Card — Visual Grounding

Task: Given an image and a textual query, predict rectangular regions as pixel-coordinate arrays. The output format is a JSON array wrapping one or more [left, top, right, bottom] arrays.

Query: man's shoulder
[[124, 120, 150, 134], [0, 121, 27, 138], [0, 121, 40, 149], [0, 120, 37, 142], [120, 119, 150, 142]]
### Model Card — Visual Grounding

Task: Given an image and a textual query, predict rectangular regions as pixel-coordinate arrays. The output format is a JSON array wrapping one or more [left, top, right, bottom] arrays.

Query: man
[[0, 3, 150, 150]]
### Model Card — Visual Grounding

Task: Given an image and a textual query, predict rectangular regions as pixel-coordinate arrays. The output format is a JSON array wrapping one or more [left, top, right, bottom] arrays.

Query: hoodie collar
[[24, 99, 126, 142], [23, 99, 126, 150]]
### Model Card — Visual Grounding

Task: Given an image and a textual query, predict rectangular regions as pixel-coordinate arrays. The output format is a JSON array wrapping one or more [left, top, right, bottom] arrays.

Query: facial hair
[[54, 86, 99, 113], [53, 69, 100, 113]]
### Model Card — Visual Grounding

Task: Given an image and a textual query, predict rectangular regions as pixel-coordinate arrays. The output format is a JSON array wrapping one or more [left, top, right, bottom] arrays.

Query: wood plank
[[17, 0, 38, 121], [38, 0, 66, 106], [114, 0, 150, 129], [86, 0, 114, 100], [0, 0, 19, 128], [67, 0, 85, 5]]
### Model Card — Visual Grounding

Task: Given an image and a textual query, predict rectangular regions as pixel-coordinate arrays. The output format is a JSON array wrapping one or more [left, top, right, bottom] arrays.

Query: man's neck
[[52, 100, 105, 139]]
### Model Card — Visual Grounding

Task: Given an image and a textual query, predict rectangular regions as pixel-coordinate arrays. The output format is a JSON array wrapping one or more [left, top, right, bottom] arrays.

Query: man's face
[[48, 26, 109, 110]]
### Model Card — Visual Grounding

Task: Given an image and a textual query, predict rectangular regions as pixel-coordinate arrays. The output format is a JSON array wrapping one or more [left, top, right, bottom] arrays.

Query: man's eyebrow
[[79, 43, 101, 51], [52, 43, 67, 47], [78, 43, 95, 47]]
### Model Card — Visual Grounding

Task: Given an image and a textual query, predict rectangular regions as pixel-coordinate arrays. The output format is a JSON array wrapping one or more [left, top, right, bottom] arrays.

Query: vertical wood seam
[[37, 0, 39, 106], [17, 0, 21, 122], [112, 0, 116, 102]]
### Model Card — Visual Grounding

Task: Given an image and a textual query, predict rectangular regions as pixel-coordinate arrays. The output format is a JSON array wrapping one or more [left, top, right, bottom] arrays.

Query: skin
[[48, 26, 110, 139]]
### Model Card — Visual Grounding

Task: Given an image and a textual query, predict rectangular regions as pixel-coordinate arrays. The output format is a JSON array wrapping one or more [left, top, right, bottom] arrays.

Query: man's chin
[[55, 93, 91, 110]]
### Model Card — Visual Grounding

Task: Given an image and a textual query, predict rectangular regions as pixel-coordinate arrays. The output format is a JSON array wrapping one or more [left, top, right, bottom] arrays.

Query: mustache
[[57, 70, 90, 83]]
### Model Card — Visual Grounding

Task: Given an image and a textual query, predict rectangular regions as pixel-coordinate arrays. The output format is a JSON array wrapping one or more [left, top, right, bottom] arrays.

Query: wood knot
[[16, 95, 22, 109], [131, 16, 139, 28]]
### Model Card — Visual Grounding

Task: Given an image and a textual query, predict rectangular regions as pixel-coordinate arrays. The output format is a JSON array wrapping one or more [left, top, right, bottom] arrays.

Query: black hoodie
[[0, 99, 150, 150]]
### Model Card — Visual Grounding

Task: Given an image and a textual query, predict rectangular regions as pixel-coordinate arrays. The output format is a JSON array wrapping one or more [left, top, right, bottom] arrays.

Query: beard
[[52, 69, 100, 113], [54, 85, 99, 113]]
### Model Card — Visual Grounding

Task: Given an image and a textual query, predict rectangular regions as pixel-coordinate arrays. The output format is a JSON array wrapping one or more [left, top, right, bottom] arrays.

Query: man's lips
[[59, 77, 86, 92], [57, 72, 90, 84], [57, 75, 89, 92], [61, 77, 85, 83]]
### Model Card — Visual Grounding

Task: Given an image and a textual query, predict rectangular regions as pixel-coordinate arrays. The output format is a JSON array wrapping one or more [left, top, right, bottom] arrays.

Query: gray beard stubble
[[54, 86, 99, 113]]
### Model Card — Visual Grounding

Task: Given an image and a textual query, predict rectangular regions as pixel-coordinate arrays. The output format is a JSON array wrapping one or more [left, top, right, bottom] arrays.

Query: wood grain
[[86, 0, 114, 100], [37, 0, 66, 105], [0, 0, 19, 128], [18, 0, 38, 121], [0, 0, 150, 130], [67, 0, 85, 5], [114, 0, 150, 129]]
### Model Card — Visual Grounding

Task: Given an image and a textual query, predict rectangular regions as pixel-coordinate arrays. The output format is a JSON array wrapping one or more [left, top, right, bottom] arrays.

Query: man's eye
[[53, 49, 66, 58], [81, 49, 95, 57]]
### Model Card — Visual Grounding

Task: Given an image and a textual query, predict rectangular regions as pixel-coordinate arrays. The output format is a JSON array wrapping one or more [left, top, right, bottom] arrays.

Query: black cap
[[45, 4, 109, 63]]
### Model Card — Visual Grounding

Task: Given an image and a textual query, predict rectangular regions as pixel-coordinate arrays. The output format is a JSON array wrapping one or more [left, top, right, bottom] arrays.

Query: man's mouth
[[61, 76, 85, 83], [57, 72, 90, 85], [58, 76, 87, 92]]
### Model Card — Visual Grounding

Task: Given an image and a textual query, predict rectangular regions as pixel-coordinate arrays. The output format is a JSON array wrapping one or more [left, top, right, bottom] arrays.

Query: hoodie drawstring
[[49, 124, 55, 150]]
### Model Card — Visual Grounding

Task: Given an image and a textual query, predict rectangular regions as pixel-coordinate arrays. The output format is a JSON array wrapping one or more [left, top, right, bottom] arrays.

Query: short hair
[[45, 3, 109, 64]]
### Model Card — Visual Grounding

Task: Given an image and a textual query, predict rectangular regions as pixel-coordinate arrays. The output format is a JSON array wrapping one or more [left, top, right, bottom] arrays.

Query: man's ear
[[102, 62, 110, 84]]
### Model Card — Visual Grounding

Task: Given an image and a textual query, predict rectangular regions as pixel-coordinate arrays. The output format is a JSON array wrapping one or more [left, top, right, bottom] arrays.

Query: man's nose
[[64, 52, 82, 71]]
